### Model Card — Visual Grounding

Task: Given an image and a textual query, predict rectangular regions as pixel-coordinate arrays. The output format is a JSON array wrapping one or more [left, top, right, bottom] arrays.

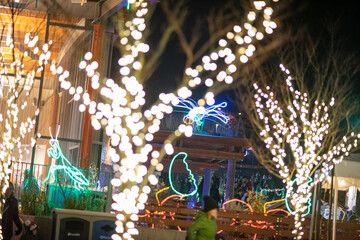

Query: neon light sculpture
[[44, 126, 89, 190], [263, 198, 286, 214], [222, 199, 253, 212], [168, 152, 197, 197], [156, 187, 170, 205], [173, 97, 230, 132], [285, 176, 313, 217]]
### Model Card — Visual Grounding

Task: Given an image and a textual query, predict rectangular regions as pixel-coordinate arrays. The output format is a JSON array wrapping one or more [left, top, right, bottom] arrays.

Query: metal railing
[[10, 161, 113, 211]]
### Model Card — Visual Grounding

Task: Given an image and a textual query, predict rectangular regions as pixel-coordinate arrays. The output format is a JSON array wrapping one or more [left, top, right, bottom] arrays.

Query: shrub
[[21, 190, 38, 215], [246, 190, 267, 213], [63, 196, 78, 209], [63, 191, 105, 212], [21, 190, 54, 216], [92, 198, 106, 212]]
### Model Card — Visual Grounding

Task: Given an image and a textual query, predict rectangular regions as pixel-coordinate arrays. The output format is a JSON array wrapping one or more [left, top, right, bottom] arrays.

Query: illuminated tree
[[237, 31, 360, 238], [0, 4, 53, 237], [52, 0, 283, 238]]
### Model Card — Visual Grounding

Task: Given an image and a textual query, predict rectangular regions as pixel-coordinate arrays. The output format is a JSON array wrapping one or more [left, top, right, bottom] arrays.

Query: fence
[[9, 161, 113, 210], [138, 204, 360, 240]]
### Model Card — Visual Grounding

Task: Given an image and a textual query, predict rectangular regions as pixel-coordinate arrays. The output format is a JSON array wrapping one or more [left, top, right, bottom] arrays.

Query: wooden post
[[310, 170, 320, 240], [80, 24, 104, 169], [327, 169, 335, 240], [202, 169, 212, 207], [314, 182, 322, 240], [30, 14, 50, 177], [225, 159, 236, 204], [332, 176, 338, 240], [43, 92, 59, 178]]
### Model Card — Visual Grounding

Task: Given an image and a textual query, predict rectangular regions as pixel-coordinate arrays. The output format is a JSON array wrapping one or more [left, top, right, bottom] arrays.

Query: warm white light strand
[[0, 25, 54, 237], [53, 1, 280, 239], [254, 64, 359, 239]]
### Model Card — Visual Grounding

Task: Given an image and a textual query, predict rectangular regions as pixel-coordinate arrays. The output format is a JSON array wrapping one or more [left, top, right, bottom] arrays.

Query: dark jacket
[[1, 196, 23, 239], [186, 211, 217, 240]]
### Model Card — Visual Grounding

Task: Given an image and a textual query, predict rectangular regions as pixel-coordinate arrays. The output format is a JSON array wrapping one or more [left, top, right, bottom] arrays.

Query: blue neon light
[[173, 97, 230, 131], [168, 152, 198, 197]]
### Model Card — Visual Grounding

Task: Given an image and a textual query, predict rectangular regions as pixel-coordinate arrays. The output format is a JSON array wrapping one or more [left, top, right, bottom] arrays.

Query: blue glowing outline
[[285, 176, 313, 217], [172, 97, 230, 130], [44, 127, 89, 190], [168, 152, 198, 197]]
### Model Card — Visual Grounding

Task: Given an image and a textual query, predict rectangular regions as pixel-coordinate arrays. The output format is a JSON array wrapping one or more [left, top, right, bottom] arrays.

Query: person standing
[[1, 182, 23, 240], [186, 196, 218, 240], [210, 177, 221, 205]]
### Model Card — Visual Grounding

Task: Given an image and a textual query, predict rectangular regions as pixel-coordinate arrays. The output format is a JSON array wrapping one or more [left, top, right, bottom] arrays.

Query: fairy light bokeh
[[253, 64, 359, 239], [0, 24, 54, 237], [51, 0, 279, 239]]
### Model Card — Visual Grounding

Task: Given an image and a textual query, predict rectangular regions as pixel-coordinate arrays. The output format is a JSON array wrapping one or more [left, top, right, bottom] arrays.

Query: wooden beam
[[152, 144, 244, 161], [153, 131, 254, 148], [160, 159, 219, 174]]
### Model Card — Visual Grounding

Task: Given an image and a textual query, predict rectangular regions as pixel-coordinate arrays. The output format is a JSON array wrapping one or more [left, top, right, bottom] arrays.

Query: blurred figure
[[210, 177, 221, 205], [1, 182, 23, 240], [186, 196, 218, 240]]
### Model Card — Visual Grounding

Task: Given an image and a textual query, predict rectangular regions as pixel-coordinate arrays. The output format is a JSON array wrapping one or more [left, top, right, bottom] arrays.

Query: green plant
[[77, 191, 92, 210], [21, 190, 54, 216], [38, 191, 54, 216], [63, 196, 78, 209], [21, 190, 38, 215], [92, 198, 106, 212], [63, 191, 105, 212], [246, 190, 267, 213], [23, 170, 40, 195]]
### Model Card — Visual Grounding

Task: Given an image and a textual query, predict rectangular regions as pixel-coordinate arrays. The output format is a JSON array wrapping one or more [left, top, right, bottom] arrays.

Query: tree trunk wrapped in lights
[[240, 30, 360, 238], [52, 0, 283, 238], [0, 6, 54, 238]]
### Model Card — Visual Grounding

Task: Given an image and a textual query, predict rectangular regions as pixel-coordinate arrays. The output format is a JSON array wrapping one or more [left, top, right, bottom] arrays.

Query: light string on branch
[[253, 64, 359, 239], [285, 177, 312, 217], [51, 0, 280, 239], [0, 21, 55, 238]]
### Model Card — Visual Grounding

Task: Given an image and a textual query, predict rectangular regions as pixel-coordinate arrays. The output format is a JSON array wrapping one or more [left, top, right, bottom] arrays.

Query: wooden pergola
[[153, 131, 255, 200]]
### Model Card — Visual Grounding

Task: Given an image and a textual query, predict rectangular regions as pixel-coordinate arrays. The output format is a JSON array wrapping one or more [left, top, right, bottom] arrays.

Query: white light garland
[[254, 64, 359, 239], [52, 0, 279, 239], [0, 22, 54, 237]]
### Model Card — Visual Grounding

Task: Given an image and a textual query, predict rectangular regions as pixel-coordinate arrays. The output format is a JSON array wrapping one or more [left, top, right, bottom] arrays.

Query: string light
[[50, 0, 280, 238], [0, 19, 54, 237], [253, 64, 360, 239], [44, 126, 90, 190], [285, 177, 312, 217], [139, 196, 288, 239], [168, 152, 198, 197], [260, 187, 285, 198]]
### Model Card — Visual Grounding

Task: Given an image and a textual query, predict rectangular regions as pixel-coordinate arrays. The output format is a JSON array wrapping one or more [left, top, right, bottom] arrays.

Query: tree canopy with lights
[[0, 6, 54, 237], [238, 31, 360, 238], [51, 0, 281, 238]]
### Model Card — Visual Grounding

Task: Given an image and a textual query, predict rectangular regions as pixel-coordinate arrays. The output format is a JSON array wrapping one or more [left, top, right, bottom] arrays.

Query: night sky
[[112, 0, 360, 112]]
